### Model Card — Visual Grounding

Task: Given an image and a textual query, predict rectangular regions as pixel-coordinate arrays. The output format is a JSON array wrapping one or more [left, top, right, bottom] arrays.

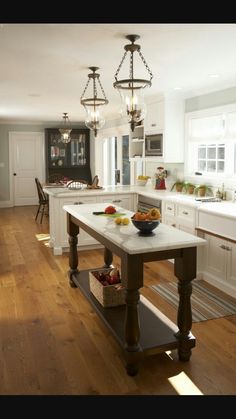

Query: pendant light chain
[[138, 50, 153, 81], [80, 77, 91, 100], [93, 76, 97, 99], [114, 50, 128, 81], [97, 77, 108, 101]]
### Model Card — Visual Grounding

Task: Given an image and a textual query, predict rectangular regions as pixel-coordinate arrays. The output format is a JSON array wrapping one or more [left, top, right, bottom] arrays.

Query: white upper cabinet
[[143, 97, 184, 163], [144, 100, 164, 133]]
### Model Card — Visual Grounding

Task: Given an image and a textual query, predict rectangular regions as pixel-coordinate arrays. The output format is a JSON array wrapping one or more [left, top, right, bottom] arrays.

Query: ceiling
[[1, 23, 236, 124]]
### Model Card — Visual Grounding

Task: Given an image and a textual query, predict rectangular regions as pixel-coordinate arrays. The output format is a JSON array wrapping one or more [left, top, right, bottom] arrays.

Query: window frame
[[185, 104, 236, 187]]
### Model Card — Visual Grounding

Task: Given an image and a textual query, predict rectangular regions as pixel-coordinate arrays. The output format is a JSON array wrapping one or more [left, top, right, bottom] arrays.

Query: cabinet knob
[[183, 211, 189, 215], [74, 201, 84, 205], [167, 206, 172, 211], [112, 199, 121, 203], [151, 123, 156, 127], [172, 224, 176, 227], [219, 244, 226, 250]]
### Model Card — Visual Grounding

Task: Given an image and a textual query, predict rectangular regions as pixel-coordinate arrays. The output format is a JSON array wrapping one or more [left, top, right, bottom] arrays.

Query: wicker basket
[[89, 268, 126, 308]]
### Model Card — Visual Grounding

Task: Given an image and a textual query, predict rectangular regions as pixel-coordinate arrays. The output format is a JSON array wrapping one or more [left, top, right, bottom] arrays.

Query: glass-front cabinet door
[[70, 133, 87, 166]]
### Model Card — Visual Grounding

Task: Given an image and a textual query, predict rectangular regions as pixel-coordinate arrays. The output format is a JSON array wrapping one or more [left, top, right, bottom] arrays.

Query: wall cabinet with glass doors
[[45, 128, 91, 183]]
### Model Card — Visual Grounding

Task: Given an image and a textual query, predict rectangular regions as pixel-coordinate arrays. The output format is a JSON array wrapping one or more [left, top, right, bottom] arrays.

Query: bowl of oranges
[[131, 207, 161, 234]]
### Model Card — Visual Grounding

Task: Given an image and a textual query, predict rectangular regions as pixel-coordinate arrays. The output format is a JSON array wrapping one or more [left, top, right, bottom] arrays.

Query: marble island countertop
[[63, 203, 206, 255]]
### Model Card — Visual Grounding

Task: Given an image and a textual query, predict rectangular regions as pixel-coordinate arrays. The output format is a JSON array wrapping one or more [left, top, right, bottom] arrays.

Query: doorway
[[9, 131, 45, 206]]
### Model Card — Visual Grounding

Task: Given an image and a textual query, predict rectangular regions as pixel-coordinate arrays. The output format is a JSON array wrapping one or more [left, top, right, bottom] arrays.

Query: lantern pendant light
[[80, 66, 108, 137], [113, 34, 153, 131], [58, 112, 72, 144]]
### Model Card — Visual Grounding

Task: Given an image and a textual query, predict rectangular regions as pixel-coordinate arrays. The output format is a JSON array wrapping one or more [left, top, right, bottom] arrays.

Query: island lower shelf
[[70, 270, 194, 357]]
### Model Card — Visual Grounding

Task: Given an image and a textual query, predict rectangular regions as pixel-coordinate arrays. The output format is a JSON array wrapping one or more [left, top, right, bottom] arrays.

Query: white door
[[9, 132, 45, 206]]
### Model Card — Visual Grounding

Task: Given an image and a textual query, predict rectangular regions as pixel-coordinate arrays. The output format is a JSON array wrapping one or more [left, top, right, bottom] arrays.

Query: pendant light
[[58, 112, 72, 144], [113, 34, 153, 131], [80, 66, 108, 137]]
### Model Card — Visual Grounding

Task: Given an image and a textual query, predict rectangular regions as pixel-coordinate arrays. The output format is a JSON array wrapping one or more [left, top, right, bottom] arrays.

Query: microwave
[[145, 133, 163, 156]]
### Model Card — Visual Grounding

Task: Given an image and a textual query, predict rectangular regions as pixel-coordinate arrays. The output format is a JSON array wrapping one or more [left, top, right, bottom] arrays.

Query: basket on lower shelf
[[89, 268, 126, 308]]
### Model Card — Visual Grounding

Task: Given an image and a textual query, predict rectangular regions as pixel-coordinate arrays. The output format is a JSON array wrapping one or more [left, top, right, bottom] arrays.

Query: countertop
[[44, 183, 236, 220]]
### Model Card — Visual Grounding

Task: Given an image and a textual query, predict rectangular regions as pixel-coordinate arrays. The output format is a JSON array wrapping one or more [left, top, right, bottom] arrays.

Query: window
[[197, 144, 225, 174], [185, 105, 236, 181]]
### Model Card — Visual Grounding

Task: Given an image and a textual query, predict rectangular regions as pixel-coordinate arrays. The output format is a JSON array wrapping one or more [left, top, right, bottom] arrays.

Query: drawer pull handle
[[225, 246, 232, 251], [112, 199, 121, 203], [167, 206, 172, 210], [78, 201, 84, 205], [219, 244, 226, 250], [183, 211, 189, 215]]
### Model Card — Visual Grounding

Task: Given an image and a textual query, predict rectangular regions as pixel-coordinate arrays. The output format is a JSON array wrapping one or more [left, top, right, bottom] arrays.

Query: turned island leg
[[122, 255, 143, 376], [103, 247, 113, 268], [67, 214, 80, 287], [174, 247, 197, 361]]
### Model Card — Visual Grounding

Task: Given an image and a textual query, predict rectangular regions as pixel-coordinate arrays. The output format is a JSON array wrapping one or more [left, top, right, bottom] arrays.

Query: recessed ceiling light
[[174, 87, 182, 90], [209, 74, 220, 78]]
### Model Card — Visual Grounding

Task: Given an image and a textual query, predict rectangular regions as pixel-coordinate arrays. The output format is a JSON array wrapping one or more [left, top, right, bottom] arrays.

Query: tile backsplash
[[145, 162, 184, 190], [145, 161, 236, 200]]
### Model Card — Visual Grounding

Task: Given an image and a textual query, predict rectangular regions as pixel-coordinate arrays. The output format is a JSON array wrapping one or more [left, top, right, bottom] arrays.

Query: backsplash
[[145, 161, 236, 200], [145, 162, 184, 191]]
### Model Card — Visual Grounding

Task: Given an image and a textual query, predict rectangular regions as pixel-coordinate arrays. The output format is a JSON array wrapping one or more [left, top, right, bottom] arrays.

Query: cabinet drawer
[[177, 204, 195, 223], [164, 201, 176, 216], [97, 194, 133, 211]]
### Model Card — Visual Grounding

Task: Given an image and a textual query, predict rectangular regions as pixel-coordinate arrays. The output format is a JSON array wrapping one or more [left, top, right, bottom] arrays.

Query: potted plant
[[194, 184, 212, 197], [171, 180, 185, 193], [183, 182, 196, 194]]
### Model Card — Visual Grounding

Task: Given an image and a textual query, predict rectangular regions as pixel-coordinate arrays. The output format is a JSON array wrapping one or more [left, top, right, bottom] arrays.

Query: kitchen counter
[[44, 184, 236, 214]]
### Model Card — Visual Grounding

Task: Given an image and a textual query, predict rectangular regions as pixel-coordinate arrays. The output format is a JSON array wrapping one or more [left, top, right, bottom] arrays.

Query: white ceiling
[[1, 23, 236, 124]]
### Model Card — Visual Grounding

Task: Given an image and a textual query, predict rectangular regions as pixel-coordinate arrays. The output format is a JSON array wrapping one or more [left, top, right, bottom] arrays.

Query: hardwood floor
[[0, 205, 235, 395]]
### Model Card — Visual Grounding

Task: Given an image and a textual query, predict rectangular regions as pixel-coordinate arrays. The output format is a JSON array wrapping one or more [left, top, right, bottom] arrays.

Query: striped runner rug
[[151, 280, 236, 322]]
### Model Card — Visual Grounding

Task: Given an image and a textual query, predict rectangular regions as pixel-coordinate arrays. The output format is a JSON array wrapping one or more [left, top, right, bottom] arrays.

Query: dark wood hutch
[[45, 128, 92, 183]]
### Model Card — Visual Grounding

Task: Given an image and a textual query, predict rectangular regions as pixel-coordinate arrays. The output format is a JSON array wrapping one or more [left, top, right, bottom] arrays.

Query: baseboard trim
[[0, 201, 12, 208]]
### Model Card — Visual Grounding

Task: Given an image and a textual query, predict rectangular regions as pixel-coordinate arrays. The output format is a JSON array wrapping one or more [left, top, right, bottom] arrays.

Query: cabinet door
[[226, 241, 236, 285], [97, 194, 133, 211], [176, 204, 196, 234], [145, 101, 164, 133], [204, 234, 227, 280]]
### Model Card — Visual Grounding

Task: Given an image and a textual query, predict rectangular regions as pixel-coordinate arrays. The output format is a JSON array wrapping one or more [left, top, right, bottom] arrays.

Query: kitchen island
[[64, 202, 206, 375]]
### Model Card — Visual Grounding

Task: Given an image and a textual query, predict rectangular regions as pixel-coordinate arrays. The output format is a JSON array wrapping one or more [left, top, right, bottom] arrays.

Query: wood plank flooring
[[0, 205, 235, 395]]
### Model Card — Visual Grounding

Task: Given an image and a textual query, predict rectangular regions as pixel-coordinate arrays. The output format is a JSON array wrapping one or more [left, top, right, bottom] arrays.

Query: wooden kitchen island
[[64, 203, 206, 376]]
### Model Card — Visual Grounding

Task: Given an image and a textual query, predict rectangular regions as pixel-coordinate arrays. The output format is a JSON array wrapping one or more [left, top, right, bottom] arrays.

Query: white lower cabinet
[[49, 195, 100, 255], [202, 233, 236, 296], [97, 194, 134, 211], [162, 201, 196, 234], [48, 192, 135, 255]]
